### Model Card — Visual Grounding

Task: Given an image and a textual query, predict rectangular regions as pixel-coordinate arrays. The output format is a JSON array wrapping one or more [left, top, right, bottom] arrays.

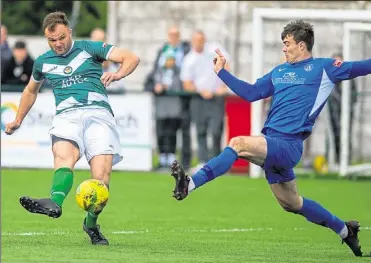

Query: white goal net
[[339, 22, 371, 176]]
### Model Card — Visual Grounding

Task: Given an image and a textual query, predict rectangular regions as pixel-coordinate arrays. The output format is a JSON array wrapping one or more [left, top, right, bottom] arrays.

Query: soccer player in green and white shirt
[[5, 11, 140, 245]]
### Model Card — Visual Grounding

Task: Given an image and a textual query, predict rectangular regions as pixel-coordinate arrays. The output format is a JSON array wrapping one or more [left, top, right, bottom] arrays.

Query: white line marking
[[3, 227, 370, 236]]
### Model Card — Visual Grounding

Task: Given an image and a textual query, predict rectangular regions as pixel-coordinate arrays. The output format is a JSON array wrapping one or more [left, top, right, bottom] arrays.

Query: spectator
[[327, 52, 357, 163], [90, 27, 125, 94], [145, 25, 192, 170], [1, 40, 34, 86], [153, 49, 183, 169], [180, 30, 230, 170], [1, 25, 13, 77]]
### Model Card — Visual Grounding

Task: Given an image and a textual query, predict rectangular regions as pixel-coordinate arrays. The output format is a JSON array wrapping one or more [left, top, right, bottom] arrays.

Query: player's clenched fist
[[5, 120, 21, 135], [213, 48, 227, 74]]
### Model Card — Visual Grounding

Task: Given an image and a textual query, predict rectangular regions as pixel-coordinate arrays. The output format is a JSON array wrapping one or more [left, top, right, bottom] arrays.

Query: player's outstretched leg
[[19, 167, 74, 219], [270, 177, 362, 257], [83, 154, 113, 245], [298, 197, 362, 257], [171, 146, 238, 200]]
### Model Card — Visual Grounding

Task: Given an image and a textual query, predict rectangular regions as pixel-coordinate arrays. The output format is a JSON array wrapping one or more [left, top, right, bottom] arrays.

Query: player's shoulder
[[76, 40, 110, 49], [34, 49, 55, 64], [313, 57, 343, 68]]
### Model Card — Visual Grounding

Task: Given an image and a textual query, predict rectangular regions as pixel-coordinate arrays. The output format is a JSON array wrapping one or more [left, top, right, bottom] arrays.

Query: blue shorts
[[262, 130, 304, 184]]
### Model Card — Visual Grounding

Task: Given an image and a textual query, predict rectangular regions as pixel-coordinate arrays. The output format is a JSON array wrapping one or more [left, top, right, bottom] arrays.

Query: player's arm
[[214, 48, 273, 102], [86, 41, 140, 88], [324, 58, 371, 82], [217, 68, 274, 102], [106, 47, 140, 80], [5, 78, 43, 135]]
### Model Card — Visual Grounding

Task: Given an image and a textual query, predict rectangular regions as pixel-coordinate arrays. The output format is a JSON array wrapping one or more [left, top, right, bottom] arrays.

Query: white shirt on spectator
[[180, 42, 230, 92]]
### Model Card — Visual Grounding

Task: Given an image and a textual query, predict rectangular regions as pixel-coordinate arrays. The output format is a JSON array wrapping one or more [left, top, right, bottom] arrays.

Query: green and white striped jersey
[[32, 40, 115, 115]]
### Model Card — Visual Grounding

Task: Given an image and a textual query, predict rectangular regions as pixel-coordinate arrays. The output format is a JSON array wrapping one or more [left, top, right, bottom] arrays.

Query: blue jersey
[[259, 57, 353, 137], [218, 56, 371, 139]]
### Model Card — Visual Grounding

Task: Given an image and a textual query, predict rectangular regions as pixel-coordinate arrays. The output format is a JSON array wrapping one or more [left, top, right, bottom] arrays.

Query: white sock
[[339, 224, 349, 239], [167, 153, 176, 165], [188, 177, 195, 193]]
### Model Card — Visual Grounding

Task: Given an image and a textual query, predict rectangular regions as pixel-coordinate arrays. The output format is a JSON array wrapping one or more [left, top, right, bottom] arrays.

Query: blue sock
[[299, 197, 345, 234], [191, 146, 238, 189]]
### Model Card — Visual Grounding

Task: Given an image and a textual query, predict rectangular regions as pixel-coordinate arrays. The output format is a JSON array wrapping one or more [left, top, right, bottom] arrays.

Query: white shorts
[[49, 107, 123, 166]]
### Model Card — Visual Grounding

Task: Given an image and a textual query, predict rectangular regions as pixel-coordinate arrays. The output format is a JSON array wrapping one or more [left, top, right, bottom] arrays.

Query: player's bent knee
[[54, 154, 78, 169], [228, 136, 246, 153]]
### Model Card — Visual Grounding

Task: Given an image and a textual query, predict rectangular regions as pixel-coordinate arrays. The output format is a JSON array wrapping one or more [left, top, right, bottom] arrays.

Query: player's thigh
[[269, 178, 303, 212], [83, 110, 122, 168], [50, 110, 84, 169], [228, 136, 267, 167], [52, 136, 80, 170], [263, 135, 303, 171]]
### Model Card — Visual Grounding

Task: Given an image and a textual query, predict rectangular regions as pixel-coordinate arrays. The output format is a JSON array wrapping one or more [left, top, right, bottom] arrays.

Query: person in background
[[180, 30, 230, 172], [153, 49, 183, 169], [1, 25, 12, 64], [1, 40, 34, 86], [145, 26, 192, 170]]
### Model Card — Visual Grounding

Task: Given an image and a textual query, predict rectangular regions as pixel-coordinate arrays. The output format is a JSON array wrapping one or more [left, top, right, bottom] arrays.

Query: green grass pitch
[[2, 168, 371, 263]]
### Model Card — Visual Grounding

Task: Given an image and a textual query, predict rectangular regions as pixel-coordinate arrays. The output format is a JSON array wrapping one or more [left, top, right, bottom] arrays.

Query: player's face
[[45, 24, 73, 55], [282, 35, 303, 64]]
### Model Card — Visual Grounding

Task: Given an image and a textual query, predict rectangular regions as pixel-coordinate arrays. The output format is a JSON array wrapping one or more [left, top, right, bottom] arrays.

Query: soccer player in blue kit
[[171, 20, 370, 257]]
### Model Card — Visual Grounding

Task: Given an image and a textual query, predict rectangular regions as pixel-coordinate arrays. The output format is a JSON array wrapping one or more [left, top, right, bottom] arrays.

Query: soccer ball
[[76, 179, 109, 213]]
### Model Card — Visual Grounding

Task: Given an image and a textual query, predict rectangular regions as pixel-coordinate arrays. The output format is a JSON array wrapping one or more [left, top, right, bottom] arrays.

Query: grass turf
[[2, 168, 371, 263]]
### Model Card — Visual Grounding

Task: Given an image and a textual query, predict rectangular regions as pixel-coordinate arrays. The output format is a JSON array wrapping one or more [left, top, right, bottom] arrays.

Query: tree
[[2, 0, 107, 37]]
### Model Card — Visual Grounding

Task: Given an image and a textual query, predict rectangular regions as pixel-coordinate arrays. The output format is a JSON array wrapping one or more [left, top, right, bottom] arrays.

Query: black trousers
[[156, 118, 182, 154], [190, 96, 225, 163]]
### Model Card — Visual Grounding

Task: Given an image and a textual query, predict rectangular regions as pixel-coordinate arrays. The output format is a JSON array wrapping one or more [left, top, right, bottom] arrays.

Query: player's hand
[[100, 72, 122, 88], [213, 48, 227, 74], [154, 84, 164, 94], [199, 90, 214, 100], [5, 120, 21, 135]]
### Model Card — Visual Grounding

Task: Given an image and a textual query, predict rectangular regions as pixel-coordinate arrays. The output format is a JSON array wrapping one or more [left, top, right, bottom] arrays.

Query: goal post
[[251, 8, 371, 179], [340, 22, 371, 177]]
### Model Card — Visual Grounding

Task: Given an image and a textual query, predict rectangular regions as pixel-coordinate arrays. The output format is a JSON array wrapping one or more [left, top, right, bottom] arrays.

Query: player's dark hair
[[43, 11, 70, 32], [281, 20, 314, 52]]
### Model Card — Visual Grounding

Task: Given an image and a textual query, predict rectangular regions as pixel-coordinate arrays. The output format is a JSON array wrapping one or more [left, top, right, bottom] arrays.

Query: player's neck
[[291, 53, 312, 64]]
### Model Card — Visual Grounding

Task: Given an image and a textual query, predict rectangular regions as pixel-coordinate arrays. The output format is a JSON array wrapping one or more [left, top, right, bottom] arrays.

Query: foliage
[[2, 0, 107, 37]]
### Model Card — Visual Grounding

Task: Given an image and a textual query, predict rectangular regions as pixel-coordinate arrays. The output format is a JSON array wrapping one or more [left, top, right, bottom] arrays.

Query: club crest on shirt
[[304, 64, 314, 71], [333, 60, 343, 67], [63, 66, 73, 74]]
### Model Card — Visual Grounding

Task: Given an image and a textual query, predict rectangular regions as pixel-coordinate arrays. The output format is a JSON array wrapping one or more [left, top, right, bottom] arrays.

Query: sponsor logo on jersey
[[273, 72, 305, 85], [63, 66, 73, 74], [333, 60, 343, 67], [61, 75, 88, 88]]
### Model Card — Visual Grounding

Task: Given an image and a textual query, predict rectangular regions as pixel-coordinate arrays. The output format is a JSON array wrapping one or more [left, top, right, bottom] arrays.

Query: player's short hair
[[43, 11, 70, 32], [281, 20, 314, 52]]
